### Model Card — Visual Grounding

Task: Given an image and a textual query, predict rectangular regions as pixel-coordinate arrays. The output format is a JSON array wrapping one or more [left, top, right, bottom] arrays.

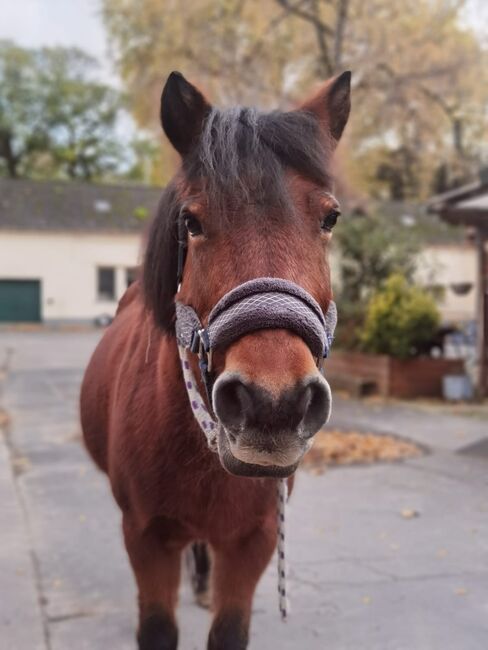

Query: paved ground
[[1, 331, 488, 650]]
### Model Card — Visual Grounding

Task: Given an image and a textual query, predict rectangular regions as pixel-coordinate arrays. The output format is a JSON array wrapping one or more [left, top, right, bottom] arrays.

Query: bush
[[335, 213, 419, 307], [360, 274, 440, 359], [333, 212, 420, 350]]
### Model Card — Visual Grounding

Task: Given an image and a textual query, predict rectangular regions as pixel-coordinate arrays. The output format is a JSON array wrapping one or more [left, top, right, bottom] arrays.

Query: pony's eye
[[320, 209, 340, 232], [184, 214, 203, 237]]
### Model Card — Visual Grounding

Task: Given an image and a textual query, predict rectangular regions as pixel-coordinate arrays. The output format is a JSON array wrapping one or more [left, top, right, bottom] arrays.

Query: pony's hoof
[[138, 612, 178, 650]]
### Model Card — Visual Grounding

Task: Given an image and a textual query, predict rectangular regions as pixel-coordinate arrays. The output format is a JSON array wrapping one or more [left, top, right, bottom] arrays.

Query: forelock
[[183, 105, 331, 218]]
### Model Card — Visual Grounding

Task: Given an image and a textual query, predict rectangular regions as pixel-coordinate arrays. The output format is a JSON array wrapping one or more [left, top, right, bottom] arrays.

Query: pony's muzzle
[[213, 371, 331, 468]]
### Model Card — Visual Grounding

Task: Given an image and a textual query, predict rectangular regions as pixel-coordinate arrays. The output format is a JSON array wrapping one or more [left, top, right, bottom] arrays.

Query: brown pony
[[80, 70, 351, 650]]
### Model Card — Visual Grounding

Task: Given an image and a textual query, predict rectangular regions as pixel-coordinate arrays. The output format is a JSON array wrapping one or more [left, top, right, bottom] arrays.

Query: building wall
[[416, 243, 477, 323], [0, 230, 479, 325], [0, 230, 142, 321]]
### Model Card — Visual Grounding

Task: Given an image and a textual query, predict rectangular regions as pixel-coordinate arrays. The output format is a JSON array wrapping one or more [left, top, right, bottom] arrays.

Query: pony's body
[[82, 282, 280, 648], [80, 70, 351, 649], [82, 283, 279, 542]]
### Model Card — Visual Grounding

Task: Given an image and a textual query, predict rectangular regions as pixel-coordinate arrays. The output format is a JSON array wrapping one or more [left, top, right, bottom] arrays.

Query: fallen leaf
[[301, 430, 421, 471], [401, 509, 420, 519]]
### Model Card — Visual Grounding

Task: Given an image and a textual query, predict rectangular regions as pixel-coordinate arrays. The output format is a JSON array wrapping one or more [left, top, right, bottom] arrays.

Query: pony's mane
[[186, 106, 331, 217], [144, 105, 332, 331]]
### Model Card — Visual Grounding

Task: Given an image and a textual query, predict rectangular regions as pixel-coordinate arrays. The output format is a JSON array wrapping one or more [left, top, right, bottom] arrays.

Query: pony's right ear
[[161, 71, 212, 155]]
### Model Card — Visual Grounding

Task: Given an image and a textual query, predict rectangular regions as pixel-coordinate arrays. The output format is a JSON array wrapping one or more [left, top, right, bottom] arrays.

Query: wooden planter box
[[325, 350, 465, 398]]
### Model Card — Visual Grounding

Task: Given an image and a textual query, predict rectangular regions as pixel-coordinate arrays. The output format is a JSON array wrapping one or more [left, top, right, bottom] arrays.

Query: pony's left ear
[[160, 71, 212, 156], [299, 71, 351, 145]]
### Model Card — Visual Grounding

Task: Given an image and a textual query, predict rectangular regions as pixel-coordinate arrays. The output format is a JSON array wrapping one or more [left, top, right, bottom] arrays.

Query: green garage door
[[0, 280, 41, 322]]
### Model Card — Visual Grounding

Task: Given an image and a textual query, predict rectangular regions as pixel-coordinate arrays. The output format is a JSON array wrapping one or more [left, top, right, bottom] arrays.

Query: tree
[[332, 211, 420, 348], [101, 0, 488, 194], [0, 41, 48, 178], [335, 212, 419, 305], [0, 41, 126, 181]]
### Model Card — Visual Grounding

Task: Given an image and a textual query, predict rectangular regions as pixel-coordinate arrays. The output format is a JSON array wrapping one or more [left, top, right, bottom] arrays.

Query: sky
[[0, 0, 117, 84]]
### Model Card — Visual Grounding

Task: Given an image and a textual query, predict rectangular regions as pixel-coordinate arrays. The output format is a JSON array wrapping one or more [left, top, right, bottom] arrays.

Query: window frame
[[97, 266, 116, 302]]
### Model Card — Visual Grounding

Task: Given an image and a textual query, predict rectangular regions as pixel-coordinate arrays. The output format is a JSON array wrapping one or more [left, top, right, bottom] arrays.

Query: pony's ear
[[143, 186, 179, 332], [160, 71, 212, 155], [299, 71, 351, 145]]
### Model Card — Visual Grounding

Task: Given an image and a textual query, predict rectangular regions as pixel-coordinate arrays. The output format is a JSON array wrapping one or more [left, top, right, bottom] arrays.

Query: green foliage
[[334, 212, 420, 350], [335, 212, 419, 305], [360, 274, 440, 359], [0, 40, 126, 181], [133, 205, 149, 220]]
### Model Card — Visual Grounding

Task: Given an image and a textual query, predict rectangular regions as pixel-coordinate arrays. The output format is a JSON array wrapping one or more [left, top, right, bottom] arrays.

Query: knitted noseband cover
[[175, 277, 337, 358]]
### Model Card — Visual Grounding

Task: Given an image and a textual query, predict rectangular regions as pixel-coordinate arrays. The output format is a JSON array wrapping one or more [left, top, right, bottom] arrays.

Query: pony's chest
[[143, 459, 275, 542]]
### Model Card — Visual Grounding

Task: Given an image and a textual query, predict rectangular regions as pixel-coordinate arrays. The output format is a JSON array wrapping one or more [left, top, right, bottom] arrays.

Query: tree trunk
[[0, 130, 19, 178]]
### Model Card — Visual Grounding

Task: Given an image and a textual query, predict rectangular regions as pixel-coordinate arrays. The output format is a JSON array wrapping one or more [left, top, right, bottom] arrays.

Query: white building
[[416, 242, 477, 324], [0, 179, 161, 323], [0, 179, 479, 326]]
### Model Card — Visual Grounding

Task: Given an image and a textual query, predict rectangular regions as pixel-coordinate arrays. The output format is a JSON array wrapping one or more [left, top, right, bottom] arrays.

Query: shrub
[[335, 213, 419, 307], [333, 212, 420, 350], [360, 274, 440, 359]]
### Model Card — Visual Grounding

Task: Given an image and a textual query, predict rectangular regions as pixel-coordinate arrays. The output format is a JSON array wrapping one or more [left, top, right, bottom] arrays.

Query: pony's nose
[[213, 373, 331, 438]]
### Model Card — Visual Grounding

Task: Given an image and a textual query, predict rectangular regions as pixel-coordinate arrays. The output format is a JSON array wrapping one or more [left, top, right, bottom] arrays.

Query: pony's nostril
[[295, 385, 313, 421], [213, 376, 253, 430], [300, 378, 331, 438], [214, 373, 331, 439]]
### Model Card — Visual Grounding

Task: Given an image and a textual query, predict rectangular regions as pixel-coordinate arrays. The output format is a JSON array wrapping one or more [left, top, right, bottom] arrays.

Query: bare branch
[[333, 0, 349, 69], [275, 0, 334, 36]]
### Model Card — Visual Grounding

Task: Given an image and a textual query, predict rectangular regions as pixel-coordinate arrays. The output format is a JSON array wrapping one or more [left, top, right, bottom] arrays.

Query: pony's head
[[144, 71, 351, 477]]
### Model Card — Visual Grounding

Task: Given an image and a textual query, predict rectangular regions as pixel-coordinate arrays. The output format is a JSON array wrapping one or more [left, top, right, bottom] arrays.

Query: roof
[[428, 170, 488, 229], [0, 178, 162, 233], [0, 177, 470, 243], [457, 194, 488, 211]]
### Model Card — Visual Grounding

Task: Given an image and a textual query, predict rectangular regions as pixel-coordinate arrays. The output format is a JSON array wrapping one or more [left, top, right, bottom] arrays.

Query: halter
[[174, 239, 337, 621]]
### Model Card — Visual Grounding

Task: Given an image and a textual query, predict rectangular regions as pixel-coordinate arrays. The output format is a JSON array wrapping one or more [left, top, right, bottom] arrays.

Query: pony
[[80, 69, 351, 650]]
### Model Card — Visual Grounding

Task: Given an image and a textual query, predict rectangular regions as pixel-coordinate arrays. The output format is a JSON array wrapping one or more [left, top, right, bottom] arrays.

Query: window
[[97, 267, 115, 301], [126, 267, 138, 288]]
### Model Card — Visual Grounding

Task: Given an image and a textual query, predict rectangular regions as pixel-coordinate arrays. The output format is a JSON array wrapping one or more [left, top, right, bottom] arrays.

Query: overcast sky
[[0, 0, 116, 83]]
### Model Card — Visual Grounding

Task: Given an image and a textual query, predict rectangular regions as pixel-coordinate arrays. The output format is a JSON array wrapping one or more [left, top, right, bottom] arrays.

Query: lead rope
[[277, 477, 289, 621], [176, 344, 289, 621]]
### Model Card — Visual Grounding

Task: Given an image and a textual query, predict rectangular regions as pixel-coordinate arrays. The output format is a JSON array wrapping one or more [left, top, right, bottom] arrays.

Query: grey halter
[[175, 276, 337, 415], [176, 277, 336, 356]]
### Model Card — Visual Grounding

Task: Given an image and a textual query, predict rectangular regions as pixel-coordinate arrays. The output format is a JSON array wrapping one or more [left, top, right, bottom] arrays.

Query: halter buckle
[[191, 328, 213, 373]]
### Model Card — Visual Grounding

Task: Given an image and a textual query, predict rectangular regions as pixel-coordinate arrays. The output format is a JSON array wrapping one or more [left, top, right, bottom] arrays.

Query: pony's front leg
[[208, 518, 277, 650], [123, 515, 187, 650]]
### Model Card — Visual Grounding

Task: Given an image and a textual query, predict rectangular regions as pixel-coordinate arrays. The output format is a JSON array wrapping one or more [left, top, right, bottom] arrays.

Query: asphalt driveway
[[1, 330, 488, 650]]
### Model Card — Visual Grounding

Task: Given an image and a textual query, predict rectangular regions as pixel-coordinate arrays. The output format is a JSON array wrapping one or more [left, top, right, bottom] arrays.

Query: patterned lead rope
[[277, 477, 289, 621], [177, 345, 289, 620]]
